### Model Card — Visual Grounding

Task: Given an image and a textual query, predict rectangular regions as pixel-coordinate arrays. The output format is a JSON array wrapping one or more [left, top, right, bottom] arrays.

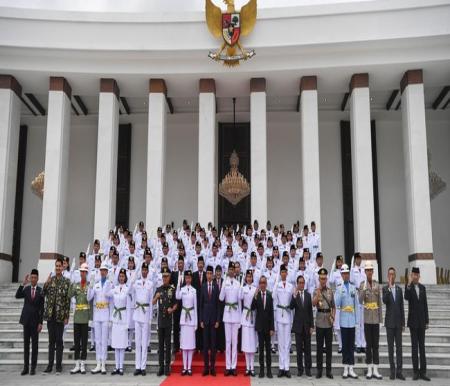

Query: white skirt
[[241, 325, 257, 353], [180, 325, 196, 350], [111, 323, 128, 349]]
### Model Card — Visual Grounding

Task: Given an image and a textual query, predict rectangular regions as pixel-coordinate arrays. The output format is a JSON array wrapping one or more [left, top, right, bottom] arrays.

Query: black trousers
[[23, 324, 39, 370], [173, 310, 181, 351], [386, 327, 403, 374], [410, 327, 426, 374], [74, 323, 88, 360], [257, 331, 272, 371], [364, 323, 380, 364], [202, 322, 217, 370], [295, 329, 312, 372], [216, 321, 225, 351], [316, 327, 332, 373], [158, 325, 172, 368], [341, 327, 355, 365], [47, 319, 64, 370]]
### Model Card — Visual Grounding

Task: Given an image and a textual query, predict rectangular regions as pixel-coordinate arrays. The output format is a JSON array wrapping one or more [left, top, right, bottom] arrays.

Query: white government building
[[0, 0, 449, 284]]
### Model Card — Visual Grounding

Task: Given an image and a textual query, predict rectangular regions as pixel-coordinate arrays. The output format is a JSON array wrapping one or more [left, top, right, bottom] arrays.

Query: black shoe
[[420, 374, 431, 381], [232, 369, 237, 376], [125, 346, 132, 352], [43, 366, 52, 374], [107, 345, 113, 352], [326, 373, 334, 379], [413, 372, 420, 380], [278, 369, 284, 377], [119, 369, 124, 376], [21, 368, 29, 376], [338, 348, 342, 354], [306, 370, 312, 377], [111, 368, 119, 375], [245, 369, 250, 376], [134, 369, 141, 376], [141, 370, 146, 376], [250, 370, 255, 377], [316, 371, 322, 379], [361, 348, 366, 353], [355, 347, 361, 353], [271, 347, 276, 354], [89, 345, 95, 351], [147, 346, 151, 353], [397, 373, 406, 380], [285, 371, 291, 378], [181, 369, 187, 376], [69, 345, 75, 351], [164, 366, 171, 376], [259, 370, 265, 378], [203, 369, 209, 376], [210, 368, 216, 376], [390, 372, 395, 380], [157, 367, 164, 376], [30, 369, 36, 376], [187, 370, 193, 376], [267, 370, 273, 378], [298, 370, 303, 377]]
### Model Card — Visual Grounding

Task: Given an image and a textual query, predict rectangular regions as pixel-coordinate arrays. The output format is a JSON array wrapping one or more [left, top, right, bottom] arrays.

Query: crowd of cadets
[[27, 219, 430, 381]]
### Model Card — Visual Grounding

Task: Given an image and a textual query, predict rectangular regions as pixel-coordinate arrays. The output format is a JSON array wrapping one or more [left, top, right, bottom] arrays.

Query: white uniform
[[351, 264, 367, 348], [111, 283, 130, 371], [240, 284, 257, 373], [88, 279, 112, 364], [131, 277, 154, 371], [273, 280, 294, 372], [219, 277, 241, 370]]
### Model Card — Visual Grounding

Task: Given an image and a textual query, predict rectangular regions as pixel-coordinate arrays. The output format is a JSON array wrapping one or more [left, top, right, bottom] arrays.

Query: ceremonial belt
[[135, 302, 150, 313], [225, 302, 238, 311], [75, 304, 89, 311], [364, 302, 379, 310], [183, 306, 194, 322], [243, 305, 253, 321], [317, 309, 331, 313], [113, 306, 126, 320], [95, 301, 109, 309], [342, 305, 355, 312], [277, 304, 290, 317]]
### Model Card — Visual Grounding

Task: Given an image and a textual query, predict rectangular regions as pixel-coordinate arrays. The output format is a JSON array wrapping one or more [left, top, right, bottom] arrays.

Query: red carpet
[[161, 351, 251, 386]]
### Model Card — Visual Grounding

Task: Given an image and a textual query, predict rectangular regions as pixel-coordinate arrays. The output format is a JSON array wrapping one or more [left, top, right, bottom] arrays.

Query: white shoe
[[343, 365, 349, 379], [349, 366, 358, 379], [80, 361, 86, 374], [101, 361, 107, 374], [70, 360, 80, 374], [366, 364, 373, 379], [373, 365, 383, 380], [91, 362, 101, 374]]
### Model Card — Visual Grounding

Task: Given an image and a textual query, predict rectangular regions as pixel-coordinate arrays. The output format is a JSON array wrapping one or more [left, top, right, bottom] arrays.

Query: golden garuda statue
[[205, 0, 257, 66]]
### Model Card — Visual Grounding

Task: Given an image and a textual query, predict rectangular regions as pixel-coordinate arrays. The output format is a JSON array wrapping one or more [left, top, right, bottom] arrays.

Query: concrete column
[[401, 69, 436, 284], [0, 75, 21, 282], [250, 78, 268, 227], [146, 79, 167, 234], [349, 73, 378, 278], [300, 76, 321, 231], [93, 79, 120, 241], [38, 77, 72, 278], [198, 79, 216, 226]]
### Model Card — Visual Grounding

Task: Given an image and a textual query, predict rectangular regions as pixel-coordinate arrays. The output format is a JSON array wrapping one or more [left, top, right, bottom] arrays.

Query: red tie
[[208, 283, 212, 300], [31, 287, 35, 300]]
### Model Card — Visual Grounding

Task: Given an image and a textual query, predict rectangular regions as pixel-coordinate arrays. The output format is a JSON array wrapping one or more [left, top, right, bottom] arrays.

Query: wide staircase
[[0, 283, 450, 377]]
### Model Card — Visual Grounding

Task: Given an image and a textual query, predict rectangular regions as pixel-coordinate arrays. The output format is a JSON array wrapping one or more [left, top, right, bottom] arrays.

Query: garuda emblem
[[206, 0, 257, 67]]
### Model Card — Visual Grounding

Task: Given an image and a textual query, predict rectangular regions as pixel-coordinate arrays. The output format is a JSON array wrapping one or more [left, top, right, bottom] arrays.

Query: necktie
[[300, 291, 303, 304], [208, 283, 211, 300], [262, 292, 266, 309], [31, 287, 35, 300], [200, 272, 203, 283]]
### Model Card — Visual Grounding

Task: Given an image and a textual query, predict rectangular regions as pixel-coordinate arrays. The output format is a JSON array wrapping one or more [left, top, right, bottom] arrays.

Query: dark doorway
[[340, 120, 382, 281], [218, 122, 251, 230], [115, 123, 132, 229]]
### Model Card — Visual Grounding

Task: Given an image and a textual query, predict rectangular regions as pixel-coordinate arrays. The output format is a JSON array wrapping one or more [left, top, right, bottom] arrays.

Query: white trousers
[[224, 322, 240, 370], [94, 321, 109, 362], [115, 348, 125, 369], [134, 321, 149, 370], [182, 349, 194, 370], [245, 352, 255, 370], [277, 322, 291, 370]]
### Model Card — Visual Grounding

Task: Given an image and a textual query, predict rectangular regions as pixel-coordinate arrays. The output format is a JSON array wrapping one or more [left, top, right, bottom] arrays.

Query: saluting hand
[[22, 274, 29, 286], [37, 324, 42, 333]]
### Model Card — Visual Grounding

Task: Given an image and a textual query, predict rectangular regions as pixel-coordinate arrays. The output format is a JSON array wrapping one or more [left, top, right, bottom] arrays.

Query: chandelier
[[31, 171, 45, 199], [219, 150, 250, 205]]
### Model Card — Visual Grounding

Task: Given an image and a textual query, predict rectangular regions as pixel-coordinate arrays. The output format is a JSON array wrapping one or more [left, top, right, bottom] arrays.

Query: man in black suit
[[251, 275, 274, 379], [290, 275, 313, 377], [382, 267, 405, 380], [193, 256, 207, 351], [405, 266, 430, 381], [170, 255, 186, 353], [199, 265, 220, 376], [15, 269, 44, 376], [214, 265, 225, 352]]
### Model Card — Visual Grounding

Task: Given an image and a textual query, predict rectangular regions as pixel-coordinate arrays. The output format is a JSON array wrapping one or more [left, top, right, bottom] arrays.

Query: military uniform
[[155, 269, 177, 375]]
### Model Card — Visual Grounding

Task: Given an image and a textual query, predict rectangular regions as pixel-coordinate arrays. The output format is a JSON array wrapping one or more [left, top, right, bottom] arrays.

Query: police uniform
[[131, 262, 154, 375], [218, 262, 241, 374], [175, 270, 197, 375], [273, 265, 294, 376], [240, 271, 257, 375], [154, 267, 177, 376], [335, 264, 359, 379]]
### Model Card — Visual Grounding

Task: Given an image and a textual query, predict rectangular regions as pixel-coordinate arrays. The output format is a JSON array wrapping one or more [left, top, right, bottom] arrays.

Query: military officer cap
[[141, 262, 149, 270], [161, 267, 171, 276], [336, 255, 343, 262], [303, 248, 309, 253], [79, 252, 86, 258], [228, 261, 235, 269], [250, 251, 256, 257], [215, 265, 222, 272], [290, 244, 296, 250], [139, 221, 144, 226], [162, 257, 168, 263], [340, 264, 350, 273], [206, 265, 214, 273], [280, 264, 288, 272], [198, 256, 204, 262], [354, 252, 361, 259], [129, 240, 135, 246], [273, 245, 278, 251], [282, 251, 289, 257], [318, 267, 328, 276], [94, 239, 100, 246], [412, 267, 420, 274], [144, 247, 152, 255], [128, 255, 135, 261], [31, 269, 39, 276], [246, 269, 253, 276], [177, 255, 184, 261], [95, 254, 101, 261], [316, 252, 323, 259]]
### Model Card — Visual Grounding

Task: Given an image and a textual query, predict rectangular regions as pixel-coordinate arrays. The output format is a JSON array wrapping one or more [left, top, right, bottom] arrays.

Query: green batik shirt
[[69, 282, 90, 324], [43, 275, 71, 323]]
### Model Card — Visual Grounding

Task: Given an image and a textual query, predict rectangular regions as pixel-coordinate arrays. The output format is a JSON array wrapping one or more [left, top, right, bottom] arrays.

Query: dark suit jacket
[[382, 284, 405, 329], [15, 285, 44, 327], [193, 270, 207, 293], [170, 270, 186, 287], [251, 290, 275, 333], [290, 290, 314, 333], [404, 283, 429, 329], [199, 281, 221, 325]]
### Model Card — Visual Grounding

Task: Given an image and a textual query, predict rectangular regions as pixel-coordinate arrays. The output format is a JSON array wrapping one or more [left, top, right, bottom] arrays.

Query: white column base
[[0, 260, 12, 283], [409, 259, 437, 285], [37, 259, 55, 283]]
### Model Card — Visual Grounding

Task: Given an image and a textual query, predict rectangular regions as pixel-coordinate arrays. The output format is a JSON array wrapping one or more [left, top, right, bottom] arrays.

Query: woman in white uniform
[[175, 270, 197, 375], [111, 268, 130, 375], [240, 269, 257, 376], [126, 257, 137, 351]]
